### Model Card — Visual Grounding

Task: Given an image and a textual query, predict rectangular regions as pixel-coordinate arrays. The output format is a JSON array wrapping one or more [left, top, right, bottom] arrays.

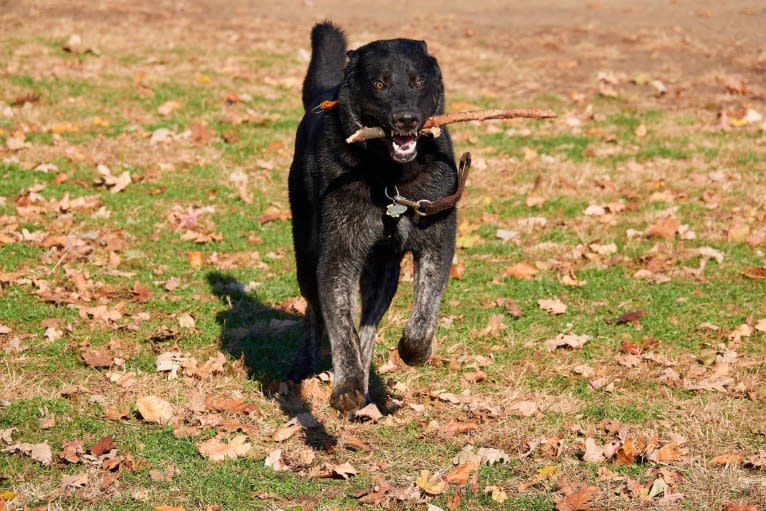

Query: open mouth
[[390, 131, 418, 163]]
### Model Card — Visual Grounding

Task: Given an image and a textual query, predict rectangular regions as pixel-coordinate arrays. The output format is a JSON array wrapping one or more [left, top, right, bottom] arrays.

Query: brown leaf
[[645, 218, 680, 240], [741, 267, 766, 280], [39, 415, 56, 429], [708, 453, 744, 467], [723, 504, 758, 511], [651, 441, 684, 463], [441, 421, 481, 436], [446, 492, 462, 510], [61, 472, 89, 489], [206, 396, 257, 415], [89, 435, 116, 456], [450, 258, 466, 280], [3, 442, 53, 465], [197, 435, 252, 462], [331, 462, 357, 479], [188, 251, 205, 268], [538, 298, 567, 315], [264, 448, 288, 471], [136, 395, 174, 425], [505, 262, 538, 279], [496, 297, 522, 318], [178, 313, 196, 329], [11, 91, 40, 106], [353, 403, 383, 422], [131, 282, 153, 303], [272, 422, 301, 442], [446, 462, 479, 484], [505, 400, 538, 417], [258, 205, 291, 224], [104, 405, 129, 421], [485, 485, 508, 503], [59, 439, 84, 463], [462, 369, 487, 383], [343, 434, 370, 452], [614, 310, 646, 325], [555, 485, 599, 511], [81, 350, 114, 369], [416, 470, 447, 495], [191, 123, 214, 144], [582, 437, 605, 463], [544, 333, 590, 351]]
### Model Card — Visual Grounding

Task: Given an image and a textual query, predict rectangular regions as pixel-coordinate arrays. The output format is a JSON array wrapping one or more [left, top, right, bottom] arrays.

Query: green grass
[[2, 13, 766, 511]]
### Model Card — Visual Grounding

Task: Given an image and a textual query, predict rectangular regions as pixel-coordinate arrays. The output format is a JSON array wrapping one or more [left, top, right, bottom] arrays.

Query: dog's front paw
[[330, 378, 366, 412], [397, 336, 432, 366]]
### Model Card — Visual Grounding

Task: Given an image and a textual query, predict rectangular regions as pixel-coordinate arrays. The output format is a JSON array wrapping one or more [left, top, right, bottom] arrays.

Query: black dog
[[288, 22, 464, 412]]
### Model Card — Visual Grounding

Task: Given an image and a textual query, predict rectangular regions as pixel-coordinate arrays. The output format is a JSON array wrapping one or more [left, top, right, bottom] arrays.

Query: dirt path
[[5, 0, 764, 112]]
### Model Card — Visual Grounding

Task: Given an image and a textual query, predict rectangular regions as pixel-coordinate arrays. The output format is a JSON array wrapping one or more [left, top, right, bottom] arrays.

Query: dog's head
[[338, 38, 444, 164]]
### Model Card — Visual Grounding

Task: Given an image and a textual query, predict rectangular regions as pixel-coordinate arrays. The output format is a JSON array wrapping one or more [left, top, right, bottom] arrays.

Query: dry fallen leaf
[[723, 504, 758, 511], [544, 333, 590, 351], [582, 437, 605, 463], [81, 350, 114, 369], [354, 403, 383, 422], [708, 453, 744, 467], [272, 422, 301, 442], [178, 313, 196, 329], [538, 298, 567, 315], [2, 441, 53, 465], [445, 462, 479, 485], [89, 435, 116, 456], [331, 462, 357, 480], [646, 218, 680, 240], [136, 395, 174, 425], [197, 435, 252, 462], [416, 470, 448, 496], [649, 441, 685, 463], [264, 448, 288, 471], [505, 400, 538, 417], [505, 262, 539, 279], [555, 485, 599, 511], [484, 485, 508, 503]]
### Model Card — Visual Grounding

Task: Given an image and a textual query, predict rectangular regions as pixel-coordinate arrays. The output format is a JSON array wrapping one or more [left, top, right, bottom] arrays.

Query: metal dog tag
[[386, 202, 408, 218]]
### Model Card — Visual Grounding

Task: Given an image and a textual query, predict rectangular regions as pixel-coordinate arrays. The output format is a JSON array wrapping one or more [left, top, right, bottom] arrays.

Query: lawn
[[1, 1, 765, 510]]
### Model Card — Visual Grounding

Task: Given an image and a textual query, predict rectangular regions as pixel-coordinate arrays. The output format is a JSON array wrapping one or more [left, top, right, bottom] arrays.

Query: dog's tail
[[302, 21, 347, 112]]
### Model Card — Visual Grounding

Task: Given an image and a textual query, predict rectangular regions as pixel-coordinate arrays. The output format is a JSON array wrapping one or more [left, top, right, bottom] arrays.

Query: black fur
[[288, 22, 458, 412]]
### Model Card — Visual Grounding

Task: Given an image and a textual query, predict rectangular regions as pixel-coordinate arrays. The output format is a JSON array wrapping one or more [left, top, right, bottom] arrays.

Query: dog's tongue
[[391, 134, 418, 162], [393, 135, 416, 146]]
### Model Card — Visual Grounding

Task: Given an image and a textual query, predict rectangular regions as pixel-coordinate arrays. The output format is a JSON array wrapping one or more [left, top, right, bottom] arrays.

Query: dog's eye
[[372, 79, 386, 90], [413, 78, 425, 89]]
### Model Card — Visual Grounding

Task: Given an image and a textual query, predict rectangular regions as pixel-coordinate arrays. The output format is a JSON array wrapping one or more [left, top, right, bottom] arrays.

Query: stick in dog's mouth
[[345, 108, 557, 145]]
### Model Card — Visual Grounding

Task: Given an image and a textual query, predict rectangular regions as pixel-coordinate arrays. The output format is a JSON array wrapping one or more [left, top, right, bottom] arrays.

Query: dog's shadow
[[206, 272, 392, 450]]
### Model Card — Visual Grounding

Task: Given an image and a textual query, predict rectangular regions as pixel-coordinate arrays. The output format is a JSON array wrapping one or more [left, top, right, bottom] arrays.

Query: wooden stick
[[345, 108, 556, 144]]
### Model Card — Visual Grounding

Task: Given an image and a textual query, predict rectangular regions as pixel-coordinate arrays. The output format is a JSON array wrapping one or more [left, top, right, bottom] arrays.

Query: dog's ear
[[416, 40, 428, 53], [346, 49, 357, 62]]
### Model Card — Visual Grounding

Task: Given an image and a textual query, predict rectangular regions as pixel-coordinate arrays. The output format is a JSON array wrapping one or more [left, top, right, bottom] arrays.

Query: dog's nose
[[391, 112, 419, 132]]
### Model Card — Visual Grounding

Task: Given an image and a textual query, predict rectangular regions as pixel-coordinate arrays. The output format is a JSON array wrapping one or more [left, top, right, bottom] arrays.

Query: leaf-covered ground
[[1, 1, 765, 510]]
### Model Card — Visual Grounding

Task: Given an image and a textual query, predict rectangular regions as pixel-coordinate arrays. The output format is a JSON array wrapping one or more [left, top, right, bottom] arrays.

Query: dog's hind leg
[[398, 248, 452, 366], [359, 257, 400, 397]]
